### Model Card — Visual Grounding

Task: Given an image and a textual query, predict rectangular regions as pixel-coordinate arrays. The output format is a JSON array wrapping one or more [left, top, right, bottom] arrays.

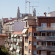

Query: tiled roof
[[13, 31, 22, 35], [0, 34, 8, 37]]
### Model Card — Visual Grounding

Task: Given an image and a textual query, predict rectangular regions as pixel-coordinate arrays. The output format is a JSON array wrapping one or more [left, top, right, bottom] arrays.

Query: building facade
[[48, 11, 55, 17], [0, 34, 8, 47], [23, 16, 37, 55], [23, 16, 55, 55], [9, 32, 24, 55], [37, 16, 55, 55]]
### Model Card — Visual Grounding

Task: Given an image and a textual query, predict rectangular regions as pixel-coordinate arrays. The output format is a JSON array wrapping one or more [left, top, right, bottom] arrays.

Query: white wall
[[48, 11, 55, 17]]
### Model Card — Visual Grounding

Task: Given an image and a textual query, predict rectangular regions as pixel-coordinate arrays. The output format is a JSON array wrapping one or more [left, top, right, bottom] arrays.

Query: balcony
[[23, 34, 28, 37], [36, 36, 55, 41], [36, 45, 55, 51], [36, 27, 55, 31]]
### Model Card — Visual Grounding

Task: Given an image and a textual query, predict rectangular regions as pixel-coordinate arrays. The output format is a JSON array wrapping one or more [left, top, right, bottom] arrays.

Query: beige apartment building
[[23, 16, 37, 55]]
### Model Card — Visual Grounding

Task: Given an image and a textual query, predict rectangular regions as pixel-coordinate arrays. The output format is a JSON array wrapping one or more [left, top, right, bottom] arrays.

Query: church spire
[[33, 8, 36, 16], [17, 7, 20, 20]]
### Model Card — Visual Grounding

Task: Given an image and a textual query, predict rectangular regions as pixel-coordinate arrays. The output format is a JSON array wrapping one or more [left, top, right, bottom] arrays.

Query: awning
[[22, 29, 27, 34], [16, 49, 20, 53], [14, 34, 17, 37], [11, 34, 14, 37], [10, 47, 13, 51]]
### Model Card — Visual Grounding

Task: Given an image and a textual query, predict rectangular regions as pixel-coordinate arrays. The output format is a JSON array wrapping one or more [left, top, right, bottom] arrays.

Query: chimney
[[44, 12, 47, 17]]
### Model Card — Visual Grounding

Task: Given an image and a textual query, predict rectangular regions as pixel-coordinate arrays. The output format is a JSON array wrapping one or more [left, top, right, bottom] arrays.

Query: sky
[[0, 0, 55, 18]]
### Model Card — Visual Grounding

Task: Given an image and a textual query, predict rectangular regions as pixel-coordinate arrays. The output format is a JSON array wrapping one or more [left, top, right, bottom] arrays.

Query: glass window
[[26, 22, 27, 27], [41, 23, 47, 28], [29, 41, 31, 45], [25, 37, 28, 43], [51, 42, 55, 46], [33, 42, 36, 46], [33, 33, 37, 37], [25, 46, 28, 51], [29, 32, 31, 36], [29, 49, 31, 54], [51, 23, 55, 28], [33, 50, 36, 54], [14, 38, 17, 42]]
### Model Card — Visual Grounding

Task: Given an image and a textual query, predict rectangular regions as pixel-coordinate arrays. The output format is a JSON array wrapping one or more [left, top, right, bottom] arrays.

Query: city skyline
[[0, 0, 55, 18]]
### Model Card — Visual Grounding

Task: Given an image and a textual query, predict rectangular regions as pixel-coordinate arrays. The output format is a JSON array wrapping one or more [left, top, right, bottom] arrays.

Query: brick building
[[23, 16, 37, 55], [23, 16, 55, 55], [37, 16, 55, 55]]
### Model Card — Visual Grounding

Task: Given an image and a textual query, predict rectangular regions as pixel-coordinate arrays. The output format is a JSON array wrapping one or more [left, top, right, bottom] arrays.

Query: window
[[25, 54, 27, 55], [51, 32, 55, 36], [29, 41, 31, 45], [25, 46, 28, 51], [33, 42, 36, 46], [51, 23, 55, 28], [51, 52, 55, 55], [25, 37, 28, 43], [51, 42, 55, 46], [33, 50, 36, 54], [29, 49, 31, 54], [41, 23, 47, 28], [29, 32, 31, 36], [42, 32, 46, 36], [26, 22, 27, 27], [42, 42, 47, 46], [33, 33, 37, 37]]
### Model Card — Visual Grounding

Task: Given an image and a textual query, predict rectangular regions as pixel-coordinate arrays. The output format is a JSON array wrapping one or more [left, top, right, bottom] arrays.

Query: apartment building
[[23, 16, 37, 55], [23, 16, 55, 55], [9, 31, 24, 55], [2, 18, 17, 35], [6, 15, 55, 55], [37, 16, 55, 55], [0, 34, 8, 47], [8, 19, 25, 55]]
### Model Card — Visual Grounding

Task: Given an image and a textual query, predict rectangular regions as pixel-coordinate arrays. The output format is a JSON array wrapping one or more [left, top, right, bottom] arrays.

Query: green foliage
[[0, 46, 10, 55]]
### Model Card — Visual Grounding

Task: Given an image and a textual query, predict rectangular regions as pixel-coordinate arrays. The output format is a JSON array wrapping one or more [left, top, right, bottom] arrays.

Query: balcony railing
[[36, 27, 55, 31], [36, 36, 55, 41], [36, 45, 55, 51], [37, 45, 55, 48]]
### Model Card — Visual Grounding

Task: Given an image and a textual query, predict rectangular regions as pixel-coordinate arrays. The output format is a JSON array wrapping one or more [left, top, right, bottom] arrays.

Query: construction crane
[[25, 0, 30, 14]]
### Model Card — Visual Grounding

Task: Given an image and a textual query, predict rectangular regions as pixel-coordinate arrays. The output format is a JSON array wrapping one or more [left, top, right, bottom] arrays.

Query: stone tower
[[17, 7, 20, 19]]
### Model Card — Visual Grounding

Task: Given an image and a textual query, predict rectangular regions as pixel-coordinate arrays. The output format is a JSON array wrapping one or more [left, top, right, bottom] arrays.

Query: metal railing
[[36, 27, 55, 30], [36, 45, 55, 48], [36, 36, 55, 40]]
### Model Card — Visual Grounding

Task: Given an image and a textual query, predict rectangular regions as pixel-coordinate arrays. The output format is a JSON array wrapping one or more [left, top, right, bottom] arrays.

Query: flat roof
[[13, 31, 22, 35], [0, 34, 8, 37], [37, 16, 55, 18]]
